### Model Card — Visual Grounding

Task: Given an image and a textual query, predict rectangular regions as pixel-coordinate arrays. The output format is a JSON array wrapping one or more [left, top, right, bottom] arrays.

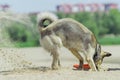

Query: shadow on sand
[[0, 66, 120, 75], [0, 66, 51, 75], [108, 68, 120, 71]]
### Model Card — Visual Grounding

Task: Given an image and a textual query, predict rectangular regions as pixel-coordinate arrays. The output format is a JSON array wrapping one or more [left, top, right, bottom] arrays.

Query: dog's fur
[[37, 12, 111, 71]]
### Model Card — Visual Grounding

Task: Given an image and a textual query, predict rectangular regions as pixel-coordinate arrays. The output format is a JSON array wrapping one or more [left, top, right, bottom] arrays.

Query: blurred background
[[0, 0, 120, 47]]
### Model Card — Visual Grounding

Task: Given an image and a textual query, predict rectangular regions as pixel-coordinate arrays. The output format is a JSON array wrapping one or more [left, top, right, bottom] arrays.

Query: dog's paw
[[52, 65, 61, 70], [52, 67, 59, 70]]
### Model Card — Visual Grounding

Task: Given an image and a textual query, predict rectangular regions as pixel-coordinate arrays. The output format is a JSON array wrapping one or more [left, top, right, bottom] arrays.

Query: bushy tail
[[37, 12, 58, 27]]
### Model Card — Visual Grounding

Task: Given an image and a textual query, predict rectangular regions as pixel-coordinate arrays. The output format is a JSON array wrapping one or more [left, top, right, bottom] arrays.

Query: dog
[[37, 12, 111, 71]]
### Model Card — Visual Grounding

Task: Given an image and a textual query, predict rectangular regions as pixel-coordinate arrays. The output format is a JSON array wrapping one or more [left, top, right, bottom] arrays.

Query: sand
[[0, 46, 120, 80]]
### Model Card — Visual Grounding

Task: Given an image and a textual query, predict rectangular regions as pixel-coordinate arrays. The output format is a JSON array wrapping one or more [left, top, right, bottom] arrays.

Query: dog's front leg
[[86, 56, 97, 71], [85, 44, 97, 71]]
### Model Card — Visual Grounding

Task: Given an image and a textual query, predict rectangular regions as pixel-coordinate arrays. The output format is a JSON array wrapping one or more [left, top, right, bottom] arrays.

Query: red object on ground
[[73, 64, 90, 70]]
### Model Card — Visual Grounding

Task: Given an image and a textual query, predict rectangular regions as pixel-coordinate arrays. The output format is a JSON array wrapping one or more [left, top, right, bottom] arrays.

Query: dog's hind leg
[[51, 48, 61, 70], [69, 48, 84, 70]]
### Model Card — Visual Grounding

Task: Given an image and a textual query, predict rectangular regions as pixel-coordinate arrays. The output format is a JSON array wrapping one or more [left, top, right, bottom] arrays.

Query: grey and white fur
[[37, 12, 111, 71]]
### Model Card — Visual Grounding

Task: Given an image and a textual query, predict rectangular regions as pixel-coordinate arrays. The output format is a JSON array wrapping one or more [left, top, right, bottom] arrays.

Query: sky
[[0, 0, 120, 13]]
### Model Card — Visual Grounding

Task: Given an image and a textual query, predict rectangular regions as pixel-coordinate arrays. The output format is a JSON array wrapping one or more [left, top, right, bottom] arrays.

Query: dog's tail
[[37, 12, 58, 27]]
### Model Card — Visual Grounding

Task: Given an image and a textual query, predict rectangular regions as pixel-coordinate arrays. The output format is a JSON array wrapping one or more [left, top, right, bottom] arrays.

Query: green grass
[[13, 36, 120, 47], [99, 36, 120, 45], [14, 41, 39, 47]]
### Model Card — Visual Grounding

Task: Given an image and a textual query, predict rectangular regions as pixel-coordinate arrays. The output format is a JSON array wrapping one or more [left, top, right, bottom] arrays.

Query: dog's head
[[93, 44, 112, 66]]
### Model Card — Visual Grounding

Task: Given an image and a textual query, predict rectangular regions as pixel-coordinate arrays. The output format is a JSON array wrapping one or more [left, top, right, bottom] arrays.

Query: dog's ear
[[103, 52, 112, 57], [101, 51, 112, 58], [96, 44, 101, 54], [93, 44, 101, 61]]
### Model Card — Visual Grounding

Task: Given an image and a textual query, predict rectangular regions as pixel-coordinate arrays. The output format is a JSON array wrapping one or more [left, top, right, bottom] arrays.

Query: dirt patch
[[0, 47, 120, 80]]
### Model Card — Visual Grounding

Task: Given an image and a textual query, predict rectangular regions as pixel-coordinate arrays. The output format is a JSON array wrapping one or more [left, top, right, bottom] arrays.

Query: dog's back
[[43, 18, 97, 52]]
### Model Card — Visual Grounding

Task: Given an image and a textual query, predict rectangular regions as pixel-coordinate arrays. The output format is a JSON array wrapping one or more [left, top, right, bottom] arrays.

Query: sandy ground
[[0, 45, 120, 80]]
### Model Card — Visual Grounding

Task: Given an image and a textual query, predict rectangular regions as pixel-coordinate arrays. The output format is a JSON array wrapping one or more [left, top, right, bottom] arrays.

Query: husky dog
[[37, 12, 111, 71]]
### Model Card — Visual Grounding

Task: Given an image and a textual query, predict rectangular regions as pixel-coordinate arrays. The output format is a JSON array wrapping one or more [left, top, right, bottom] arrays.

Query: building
[[56, 3, 118, 13], [0, 4, 10, 11]]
